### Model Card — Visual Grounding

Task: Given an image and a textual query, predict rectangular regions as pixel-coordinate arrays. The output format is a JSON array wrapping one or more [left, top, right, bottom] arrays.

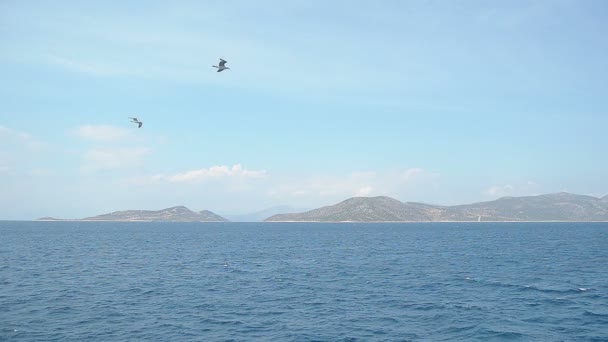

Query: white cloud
[[75, 124, 130, 142], [50, 56, 128, 78], [28, 168, 53, 177], [484, 181, 540, 198], [74, 123, 154, 173], [82, 147, 151, 171], [485, 184, 515, 197], [0, 125, 47, 150], [41, 10, 403, 96], [402, 167, 425, 180], [154, 164, 267, 183], [0, 126, 49, 177], [269, 167, 439, 202], [121, 166, 438, 215], [356, 185, 374, 196]]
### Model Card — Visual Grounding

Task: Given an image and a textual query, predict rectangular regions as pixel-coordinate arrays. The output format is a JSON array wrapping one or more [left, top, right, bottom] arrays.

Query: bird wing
[[219, 59, 227, 67], [138, 122, 143, 128]]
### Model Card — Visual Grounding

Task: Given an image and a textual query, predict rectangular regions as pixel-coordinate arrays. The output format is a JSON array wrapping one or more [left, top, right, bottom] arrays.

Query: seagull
[[129, 117, 143, 128], [212, 58, 229, 72]]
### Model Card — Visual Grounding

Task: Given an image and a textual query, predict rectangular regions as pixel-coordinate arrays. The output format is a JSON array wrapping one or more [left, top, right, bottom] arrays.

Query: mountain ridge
[[265, 192, 608, 222], [38, 206, 229, 222], [35, 192, 608, 222], [224, 205, 309, 222]]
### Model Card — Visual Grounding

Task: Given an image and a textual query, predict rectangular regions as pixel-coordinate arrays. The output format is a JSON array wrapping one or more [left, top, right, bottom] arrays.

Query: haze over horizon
[[1, 1, 607, 220]]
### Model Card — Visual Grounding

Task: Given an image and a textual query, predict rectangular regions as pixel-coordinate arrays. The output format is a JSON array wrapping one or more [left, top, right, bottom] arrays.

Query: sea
[[1, 221, 607, 341]]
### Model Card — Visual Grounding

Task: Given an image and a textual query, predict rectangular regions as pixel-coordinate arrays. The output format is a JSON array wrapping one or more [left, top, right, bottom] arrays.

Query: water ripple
[[1, 221, 607, 341]]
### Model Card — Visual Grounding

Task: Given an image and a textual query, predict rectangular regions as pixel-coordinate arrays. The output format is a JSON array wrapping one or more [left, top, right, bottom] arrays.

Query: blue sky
[[1, 0, 607, 219]]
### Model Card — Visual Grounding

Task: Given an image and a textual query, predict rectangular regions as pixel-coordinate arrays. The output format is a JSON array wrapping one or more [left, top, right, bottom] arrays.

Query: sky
[[1, 0, 607, 219]]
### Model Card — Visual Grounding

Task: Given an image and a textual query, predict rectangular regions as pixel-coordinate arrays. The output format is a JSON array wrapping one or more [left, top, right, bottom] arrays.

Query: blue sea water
[[1, 222, 607, 341]]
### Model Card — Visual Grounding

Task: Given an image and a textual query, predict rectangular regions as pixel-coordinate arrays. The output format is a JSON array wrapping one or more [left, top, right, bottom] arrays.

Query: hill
[[82, 206, 228, 222], [265, 193, 608, 222], [224, 205, 308, 222], [266, 196, 445, 222]]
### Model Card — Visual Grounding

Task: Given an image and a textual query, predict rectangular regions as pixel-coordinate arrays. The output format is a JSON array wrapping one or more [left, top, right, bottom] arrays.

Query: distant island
[[37, 192, 608, 223], [38, 206, 228, 222], [264, 192, 608, 222], [224, 205, 309, 222]]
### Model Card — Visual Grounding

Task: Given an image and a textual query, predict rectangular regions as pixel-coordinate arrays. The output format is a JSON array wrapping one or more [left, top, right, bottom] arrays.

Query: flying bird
[[213, 58, 229, 72], [129, 117, 143, 128]]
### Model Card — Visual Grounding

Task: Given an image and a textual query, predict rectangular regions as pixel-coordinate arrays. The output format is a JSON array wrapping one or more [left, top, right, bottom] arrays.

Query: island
[[264, 192, 608, 222], [38, 206, 228, 222]]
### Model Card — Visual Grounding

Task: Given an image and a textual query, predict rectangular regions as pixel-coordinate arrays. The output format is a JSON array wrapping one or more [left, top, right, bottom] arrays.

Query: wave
[[466, 277, 588, 295]]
